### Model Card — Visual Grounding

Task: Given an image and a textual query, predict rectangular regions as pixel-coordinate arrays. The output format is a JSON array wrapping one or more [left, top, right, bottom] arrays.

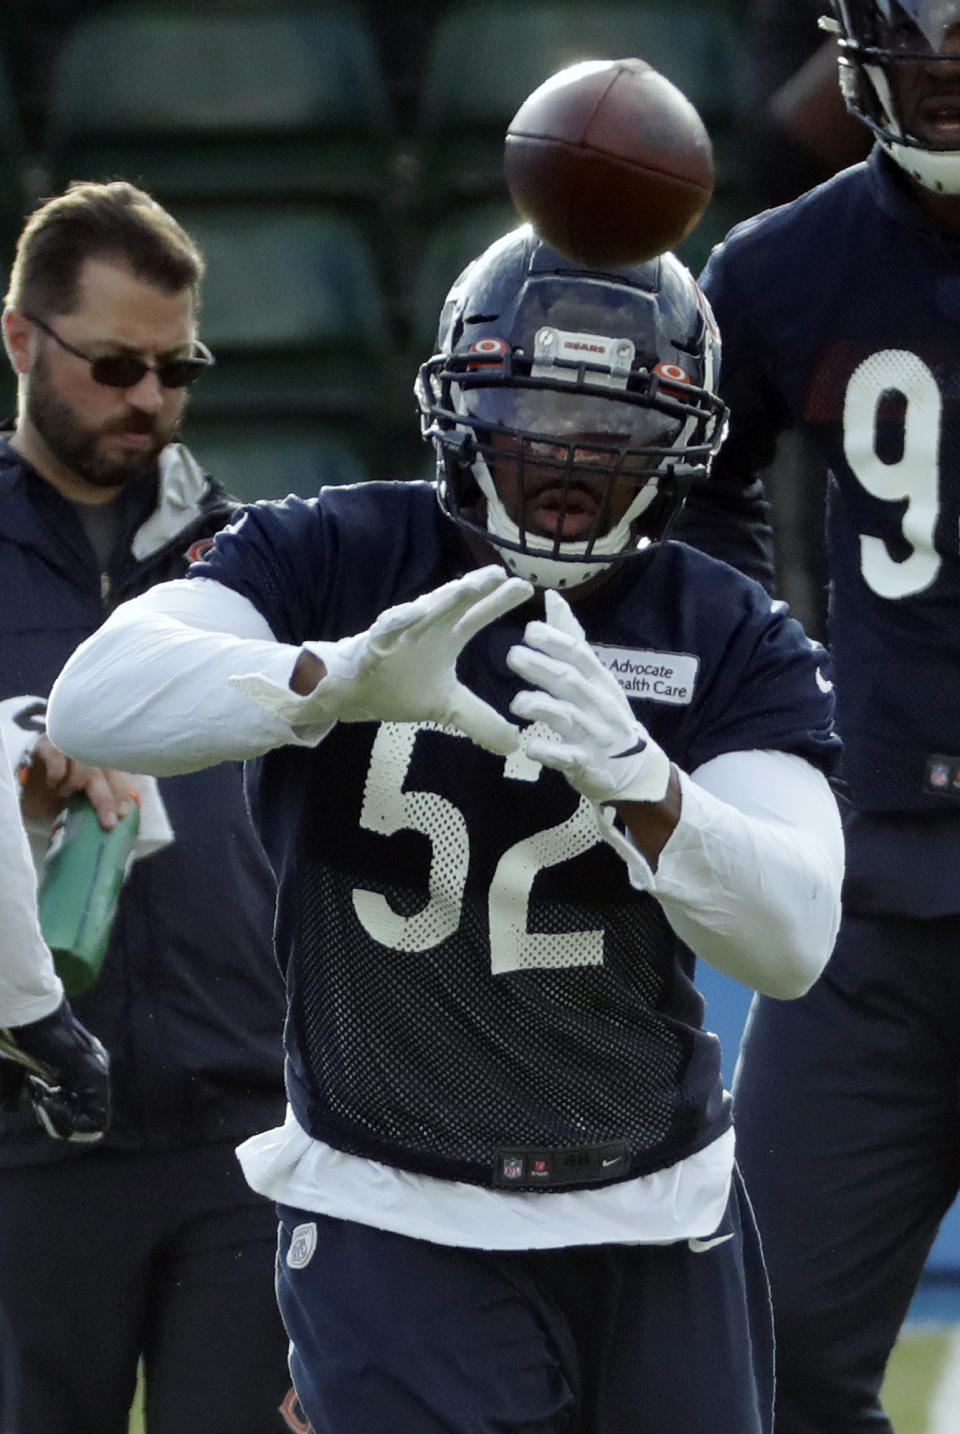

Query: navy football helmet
[[825, 0, 960, 192], [415, 224, 727, 591]]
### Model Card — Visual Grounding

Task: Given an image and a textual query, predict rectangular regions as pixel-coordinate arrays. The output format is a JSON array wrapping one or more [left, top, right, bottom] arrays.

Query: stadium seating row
[[0, 0, 751, 499]]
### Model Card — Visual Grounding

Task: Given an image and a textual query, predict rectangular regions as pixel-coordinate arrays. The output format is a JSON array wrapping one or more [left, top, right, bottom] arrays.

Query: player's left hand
[[506, 590, 672, 805], [0, 998, 111, 1142]]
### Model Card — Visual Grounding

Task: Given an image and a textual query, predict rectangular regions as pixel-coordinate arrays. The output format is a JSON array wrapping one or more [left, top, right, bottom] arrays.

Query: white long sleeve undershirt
[[0, 730, 63, 1026], [49, 575, 844, 1000]]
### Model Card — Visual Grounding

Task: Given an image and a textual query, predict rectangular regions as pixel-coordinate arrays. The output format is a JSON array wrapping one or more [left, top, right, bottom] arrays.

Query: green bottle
[[37, 794, 140, 998]]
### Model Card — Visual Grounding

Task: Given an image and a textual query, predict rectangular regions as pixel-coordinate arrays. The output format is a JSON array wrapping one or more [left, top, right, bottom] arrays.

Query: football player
[[674, 2, 960, 1430], [47, 228, 844, 1434]]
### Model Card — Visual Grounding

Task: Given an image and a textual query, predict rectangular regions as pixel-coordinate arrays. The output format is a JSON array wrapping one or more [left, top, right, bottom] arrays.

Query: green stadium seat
[[414, 0, 748, 273], [174, 205, 397, 424], [0, 47, 31, 251], [182, 417, 375, 502], [410, 201, 520, 357], [0, 47, 31, 420], [44, 3, 396, 208]]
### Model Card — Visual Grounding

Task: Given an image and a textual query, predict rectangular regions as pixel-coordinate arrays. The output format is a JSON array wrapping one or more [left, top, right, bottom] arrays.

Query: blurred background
[[0, 0, 839, 502]]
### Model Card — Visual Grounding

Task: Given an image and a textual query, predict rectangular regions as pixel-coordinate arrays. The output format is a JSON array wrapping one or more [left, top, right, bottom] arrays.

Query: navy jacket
[[0, 439, 285, 1165]]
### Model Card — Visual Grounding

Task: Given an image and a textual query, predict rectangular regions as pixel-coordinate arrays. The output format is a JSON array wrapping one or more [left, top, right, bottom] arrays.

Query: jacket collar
[[0, 436, 222, 561], [132, 442, 215, 560]]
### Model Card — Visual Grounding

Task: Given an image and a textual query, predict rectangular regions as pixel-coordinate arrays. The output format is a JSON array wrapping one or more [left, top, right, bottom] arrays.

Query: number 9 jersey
[[692, 147, 960, 916]]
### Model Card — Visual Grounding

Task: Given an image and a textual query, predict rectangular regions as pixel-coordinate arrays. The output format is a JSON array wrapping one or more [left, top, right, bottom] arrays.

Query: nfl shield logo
[[286, 1221, 318, 1269], [501, 1156, 524, 1181]]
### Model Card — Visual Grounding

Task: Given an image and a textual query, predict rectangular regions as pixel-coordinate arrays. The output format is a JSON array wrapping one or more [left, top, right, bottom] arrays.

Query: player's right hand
[[20, 734, 135, 830], [507, 590, 672, 805], [229, 565, 534, 756], [0, 998, 110, 1142]]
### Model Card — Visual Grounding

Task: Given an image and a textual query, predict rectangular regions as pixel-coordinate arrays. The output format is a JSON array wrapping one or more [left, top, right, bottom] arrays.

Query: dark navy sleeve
[[670, 553, 840, 777], [672, 234, 784, 593], [188, 494, 328, 644], [642, 544, 838, 774]]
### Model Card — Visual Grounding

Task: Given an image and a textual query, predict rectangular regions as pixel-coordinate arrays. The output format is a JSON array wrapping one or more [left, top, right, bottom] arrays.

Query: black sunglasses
[[24, 312, 215, 389]]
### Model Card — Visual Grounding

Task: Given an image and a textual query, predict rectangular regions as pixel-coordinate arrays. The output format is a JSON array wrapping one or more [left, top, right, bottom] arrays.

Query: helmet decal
[[468, 338, 510, 355]]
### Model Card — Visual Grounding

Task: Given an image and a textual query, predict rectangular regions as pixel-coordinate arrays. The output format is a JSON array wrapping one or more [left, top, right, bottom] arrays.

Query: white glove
[[506, 590, 672, 804], [229, 565, 534, 757]]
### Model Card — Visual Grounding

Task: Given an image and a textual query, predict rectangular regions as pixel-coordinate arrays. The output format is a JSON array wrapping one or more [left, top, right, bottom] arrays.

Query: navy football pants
[[0, 1141, 292, 1434], [733, 910, 960, 1434], [275, 1165, 773, 1434]]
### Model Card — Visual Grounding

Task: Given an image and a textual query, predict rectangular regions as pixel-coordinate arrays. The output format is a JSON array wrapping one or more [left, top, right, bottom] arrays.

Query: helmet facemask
[[828, 0, 960, 192], [418, 296, 727, 590]]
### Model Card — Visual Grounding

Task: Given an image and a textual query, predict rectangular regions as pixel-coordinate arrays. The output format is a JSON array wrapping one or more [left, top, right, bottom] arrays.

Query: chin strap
[[883, 137, 960, 194], [472, 448, 656, 592]]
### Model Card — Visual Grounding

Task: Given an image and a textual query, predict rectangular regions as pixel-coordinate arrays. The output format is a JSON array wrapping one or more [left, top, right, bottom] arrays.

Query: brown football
[[504, 57, 715, 266]]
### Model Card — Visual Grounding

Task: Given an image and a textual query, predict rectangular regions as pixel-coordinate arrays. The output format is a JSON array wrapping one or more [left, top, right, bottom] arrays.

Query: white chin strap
[[868, 62, 960, 194], [882, 136, 960, 193], [473, 452, 656, 591]]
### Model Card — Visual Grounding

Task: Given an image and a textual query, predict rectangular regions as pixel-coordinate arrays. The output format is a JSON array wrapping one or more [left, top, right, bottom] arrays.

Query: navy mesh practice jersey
[[693, 147, 960, 914], [192, 482, 838, 1191]]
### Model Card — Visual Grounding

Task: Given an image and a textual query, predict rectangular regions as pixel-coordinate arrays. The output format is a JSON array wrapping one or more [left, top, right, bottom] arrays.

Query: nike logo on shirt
[[687, 1233, 735, 1253]]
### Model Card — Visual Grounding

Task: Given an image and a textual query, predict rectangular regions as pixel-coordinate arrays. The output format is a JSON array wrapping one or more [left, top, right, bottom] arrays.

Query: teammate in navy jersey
[[674, 2, 960, 1430], [46, 225, 844, 1434]]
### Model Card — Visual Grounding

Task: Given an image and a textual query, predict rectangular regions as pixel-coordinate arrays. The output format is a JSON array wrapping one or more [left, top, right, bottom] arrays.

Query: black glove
[[0, 999, 110, 1142]]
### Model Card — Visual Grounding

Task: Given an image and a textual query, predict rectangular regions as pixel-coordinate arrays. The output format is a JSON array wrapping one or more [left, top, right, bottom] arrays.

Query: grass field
[[882, 1326, 958, 1434], [128, 1375, 143, 1434], [123, 1324, 960, 1433]]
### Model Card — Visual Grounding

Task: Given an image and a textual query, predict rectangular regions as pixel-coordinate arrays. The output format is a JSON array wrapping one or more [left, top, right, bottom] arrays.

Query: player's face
[[882, 2, 960, 148], [465, 387, 670, 544], [21, 256, 195, 489], [486, 429, 654, 542], [487, 427, 651, 539]]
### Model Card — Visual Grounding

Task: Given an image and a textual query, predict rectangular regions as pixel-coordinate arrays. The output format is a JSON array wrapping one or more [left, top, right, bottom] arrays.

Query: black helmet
[[826, 0, 960, 192], [415, 224, 727, 590]]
